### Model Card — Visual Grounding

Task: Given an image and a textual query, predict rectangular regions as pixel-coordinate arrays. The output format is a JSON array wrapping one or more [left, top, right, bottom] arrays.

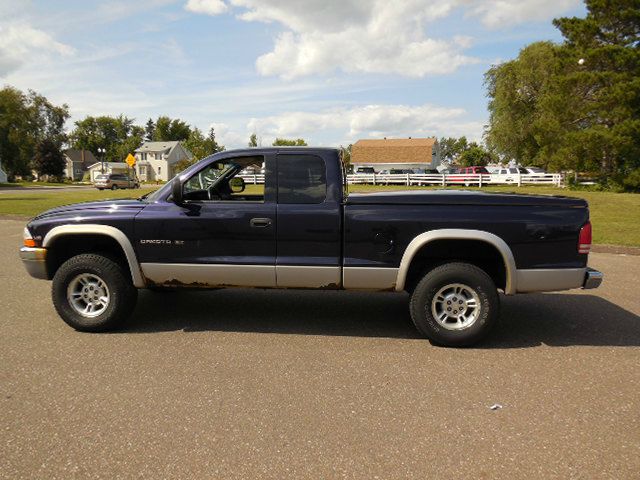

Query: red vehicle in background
[[449, 166, 490, 186]]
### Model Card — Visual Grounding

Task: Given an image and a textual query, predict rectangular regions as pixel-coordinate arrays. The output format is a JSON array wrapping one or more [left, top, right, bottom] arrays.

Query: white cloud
[[465, 0, 581, 28], [0, 23, 75, 76], [184, 0, 580, 79], [239, 0, 474, 79], [185, 0, 228, 15], [209, 122, 246, 147], [247, 103, 485, 145]]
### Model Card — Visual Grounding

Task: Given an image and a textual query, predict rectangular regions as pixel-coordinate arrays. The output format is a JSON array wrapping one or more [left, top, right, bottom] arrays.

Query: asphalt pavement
[[0, 219, 638, 479]]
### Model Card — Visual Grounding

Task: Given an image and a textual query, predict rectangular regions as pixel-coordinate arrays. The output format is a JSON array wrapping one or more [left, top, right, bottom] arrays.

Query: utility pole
[[98, 147, 106, 174]]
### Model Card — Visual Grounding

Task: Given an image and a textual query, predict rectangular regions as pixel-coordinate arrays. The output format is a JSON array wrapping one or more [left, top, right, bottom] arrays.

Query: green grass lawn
[[1, 184, 638, 246], [0, 187, 158, 217], [0, 181, 77, 188]]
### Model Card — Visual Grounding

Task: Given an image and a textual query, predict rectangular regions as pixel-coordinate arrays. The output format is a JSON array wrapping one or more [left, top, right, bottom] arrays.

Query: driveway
[[0, 218, 638, 479]]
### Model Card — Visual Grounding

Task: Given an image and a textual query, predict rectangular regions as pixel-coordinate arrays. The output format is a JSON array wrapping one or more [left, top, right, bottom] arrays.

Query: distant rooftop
[[354, 138, 436, 147], [135, 141, 181, 153]]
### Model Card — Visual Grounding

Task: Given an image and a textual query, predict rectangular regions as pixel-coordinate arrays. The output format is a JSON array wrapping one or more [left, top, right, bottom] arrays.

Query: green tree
[[31, 138, 65, 178], [485, 0, 640, 177], [272, 138, 307, 146], [153, 116, 191, 141], [458, 145, 494, 167], [0, 86, 69, 178], [144, 118, 155, 141], [248, 133, 258, 147], [439, 136, 470, 162], [177, 127, 225, 171], [69, 115, 142, 163]]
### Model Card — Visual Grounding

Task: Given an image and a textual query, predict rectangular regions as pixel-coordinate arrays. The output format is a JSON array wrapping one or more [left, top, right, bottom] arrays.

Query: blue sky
[[0, 0, 585, 148]]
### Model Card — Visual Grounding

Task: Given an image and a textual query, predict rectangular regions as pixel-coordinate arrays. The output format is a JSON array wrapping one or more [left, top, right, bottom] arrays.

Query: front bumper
[[583, 268, 603, 289], [19, 247, 48, 280]]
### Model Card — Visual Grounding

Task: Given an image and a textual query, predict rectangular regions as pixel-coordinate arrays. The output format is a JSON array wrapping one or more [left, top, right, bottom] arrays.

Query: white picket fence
[[238, 173, 564, 187]]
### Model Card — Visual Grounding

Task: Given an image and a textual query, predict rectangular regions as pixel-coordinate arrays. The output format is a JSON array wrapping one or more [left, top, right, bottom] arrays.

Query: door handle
[[250, 217, 272, 228]]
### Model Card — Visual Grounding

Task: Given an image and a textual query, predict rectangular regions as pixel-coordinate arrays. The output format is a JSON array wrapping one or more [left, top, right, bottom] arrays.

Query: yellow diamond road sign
[[125, 153, 136, 167]]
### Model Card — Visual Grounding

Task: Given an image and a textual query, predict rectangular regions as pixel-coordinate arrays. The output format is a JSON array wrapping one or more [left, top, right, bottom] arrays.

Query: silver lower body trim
[[276, 266, 340, 289], [141, 263, 276, 288], [343, 267, 398, 290], [516, 268, 587, 293]]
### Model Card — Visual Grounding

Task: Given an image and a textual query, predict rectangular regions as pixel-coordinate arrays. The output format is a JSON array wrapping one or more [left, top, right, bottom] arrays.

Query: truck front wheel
[[409, 262, 499, 347], [52, 254, 138, 332]]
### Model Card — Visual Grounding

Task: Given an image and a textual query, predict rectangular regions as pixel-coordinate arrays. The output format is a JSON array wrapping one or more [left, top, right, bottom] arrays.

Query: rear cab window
[[277, 155, 326, 204]]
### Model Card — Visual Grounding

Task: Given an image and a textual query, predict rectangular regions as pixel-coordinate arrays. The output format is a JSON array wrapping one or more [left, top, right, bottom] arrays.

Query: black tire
[[111, 184, 118, 190], [409, 262, 499, 347], [52, 254, 138, 332]]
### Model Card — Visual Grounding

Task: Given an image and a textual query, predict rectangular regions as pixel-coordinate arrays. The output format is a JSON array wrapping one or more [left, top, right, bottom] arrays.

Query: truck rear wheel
[[52, 254, 137, 332], [409, 262, 499, 347]]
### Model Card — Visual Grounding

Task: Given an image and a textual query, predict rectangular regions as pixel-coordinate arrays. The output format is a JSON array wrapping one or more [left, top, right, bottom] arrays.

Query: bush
[[623, 169, 640, 193]]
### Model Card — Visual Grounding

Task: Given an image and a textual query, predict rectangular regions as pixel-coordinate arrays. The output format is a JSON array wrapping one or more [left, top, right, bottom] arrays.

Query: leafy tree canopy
[[177, 127, 225, 171], [0, 86, 69, 178], [31, 138, 65, 178], [154, 116, 191, 142], [272, 138, 307, 146], [69, 115, 143, 163], [485, 0, 640, 177]]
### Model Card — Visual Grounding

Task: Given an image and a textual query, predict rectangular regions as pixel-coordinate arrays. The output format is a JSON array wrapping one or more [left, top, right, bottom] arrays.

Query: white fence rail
[[239, 173, 564, 187], [238, 174, 265, 184], [347, 173, 563, 187]]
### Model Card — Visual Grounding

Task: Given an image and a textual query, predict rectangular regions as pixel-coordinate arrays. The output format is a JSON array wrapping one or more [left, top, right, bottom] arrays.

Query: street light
[[98, 147, 106, 173]]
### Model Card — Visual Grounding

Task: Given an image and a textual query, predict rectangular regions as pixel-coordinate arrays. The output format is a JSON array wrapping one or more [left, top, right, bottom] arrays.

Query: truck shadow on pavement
[[124, 289, 640, 348]]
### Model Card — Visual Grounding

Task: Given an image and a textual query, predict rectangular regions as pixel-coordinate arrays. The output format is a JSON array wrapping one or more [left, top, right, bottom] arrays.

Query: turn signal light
[[578, 221, 592, 254], [23, 227, 39, 248]]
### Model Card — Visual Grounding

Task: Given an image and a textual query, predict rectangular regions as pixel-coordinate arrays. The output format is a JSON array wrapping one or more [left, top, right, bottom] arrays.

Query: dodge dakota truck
[[19, 147, 603, 346]]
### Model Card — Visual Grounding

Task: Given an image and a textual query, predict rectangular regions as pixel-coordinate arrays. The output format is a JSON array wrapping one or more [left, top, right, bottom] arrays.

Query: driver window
[[183, 156, 265, 202]]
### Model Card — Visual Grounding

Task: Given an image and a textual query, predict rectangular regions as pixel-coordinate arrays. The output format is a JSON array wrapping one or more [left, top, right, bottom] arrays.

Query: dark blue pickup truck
[[19, 147, 603, 346]]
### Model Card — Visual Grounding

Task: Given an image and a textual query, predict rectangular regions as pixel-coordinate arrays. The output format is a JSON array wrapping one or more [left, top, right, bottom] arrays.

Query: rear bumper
[[515, 267, 603, 293], [583, 268, 603, 289], [19, 247, 48, 280]]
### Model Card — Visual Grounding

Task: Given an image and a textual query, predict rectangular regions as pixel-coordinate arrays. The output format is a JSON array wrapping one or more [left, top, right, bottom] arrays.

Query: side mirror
[[171, 177, 184, 205], [229, 177, 245, 193]]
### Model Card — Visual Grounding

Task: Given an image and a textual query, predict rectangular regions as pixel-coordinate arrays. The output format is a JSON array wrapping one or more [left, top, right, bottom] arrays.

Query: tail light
[[578, 221, 592, 254]]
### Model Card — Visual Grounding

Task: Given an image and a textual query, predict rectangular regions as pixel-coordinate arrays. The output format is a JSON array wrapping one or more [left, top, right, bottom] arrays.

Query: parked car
[[19, 147, 602, 347], [491, 167, 530, 183], [94, 173, 139, 190], [449, 166, 490, 186], [355, 167, 376, 174], [524, 166, 546, 175]]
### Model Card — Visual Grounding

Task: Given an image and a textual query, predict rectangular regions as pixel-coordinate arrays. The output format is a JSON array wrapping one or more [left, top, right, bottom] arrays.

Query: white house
[[87, 162, 130, 181], [133, 141, 192, 182]]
